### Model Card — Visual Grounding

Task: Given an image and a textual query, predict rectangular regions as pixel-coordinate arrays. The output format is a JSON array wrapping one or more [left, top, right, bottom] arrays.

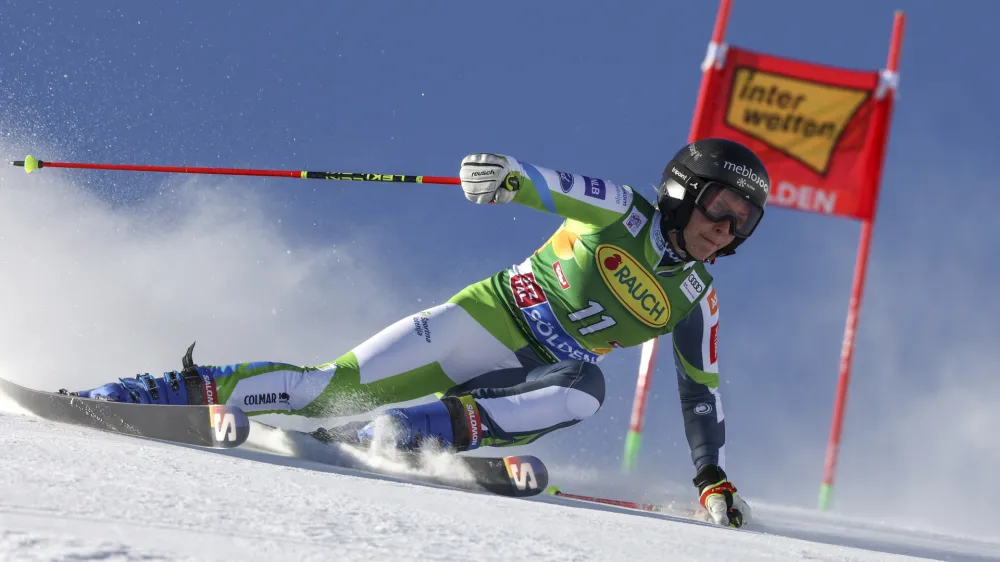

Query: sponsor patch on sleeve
[[622, 206, 648, 237], [582, 176, 607, 200], [709, 322, 719, 364], [707, 288, 718, 316], [618, 185, 633, 210], [681, 270, 706, 302], [556, 171, 575, 193]]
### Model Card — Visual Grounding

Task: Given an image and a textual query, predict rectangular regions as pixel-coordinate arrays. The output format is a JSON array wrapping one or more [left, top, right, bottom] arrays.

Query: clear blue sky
[[2, 0, 998, 535]]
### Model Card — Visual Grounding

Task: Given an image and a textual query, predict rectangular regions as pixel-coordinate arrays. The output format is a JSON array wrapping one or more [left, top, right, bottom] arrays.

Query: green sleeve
[[505, 156, 636, 228]]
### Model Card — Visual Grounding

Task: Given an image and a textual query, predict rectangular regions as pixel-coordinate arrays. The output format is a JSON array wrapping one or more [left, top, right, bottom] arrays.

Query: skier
[[69, 137, 768, 528]]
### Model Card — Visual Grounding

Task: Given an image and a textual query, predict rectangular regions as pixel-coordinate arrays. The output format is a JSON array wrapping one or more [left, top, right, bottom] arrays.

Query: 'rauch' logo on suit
[[595, 245, 670, 328]]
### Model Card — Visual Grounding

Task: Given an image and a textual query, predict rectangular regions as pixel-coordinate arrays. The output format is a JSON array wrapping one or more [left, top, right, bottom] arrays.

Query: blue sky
[[2, 0, 998, 536]]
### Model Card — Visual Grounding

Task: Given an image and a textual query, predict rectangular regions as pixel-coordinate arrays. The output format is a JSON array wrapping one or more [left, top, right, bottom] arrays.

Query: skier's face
[[683, 208, 737, 261]]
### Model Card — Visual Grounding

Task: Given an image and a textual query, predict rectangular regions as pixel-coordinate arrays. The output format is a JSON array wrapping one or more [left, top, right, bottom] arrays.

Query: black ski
[[0, 376, 250, 448], [248, 420, 549, 498]]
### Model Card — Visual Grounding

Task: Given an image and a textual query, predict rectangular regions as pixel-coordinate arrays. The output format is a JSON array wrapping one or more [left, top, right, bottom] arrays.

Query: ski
[[354, 447, 549, 498], [0, 376, 250, 448], [248, 420, 549, 498]]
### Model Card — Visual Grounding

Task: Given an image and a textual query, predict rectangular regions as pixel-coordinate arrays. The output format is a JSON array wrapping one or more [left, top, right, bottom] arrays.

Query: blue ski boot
[[61, 342, 218, 406], [312, 395, 487, 452]]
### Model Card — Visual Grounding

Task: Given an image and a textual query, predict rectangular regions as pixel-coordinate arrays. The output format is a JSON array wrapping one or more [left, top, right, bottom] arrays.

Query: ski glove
[[693, 464, 752, 528], [460, 153, 521, 204]]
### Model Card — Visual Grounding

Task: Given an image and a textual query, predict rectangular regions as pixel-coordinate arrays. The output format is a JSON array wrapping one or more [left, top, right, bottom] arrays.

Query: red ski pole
[[545, 486, 664, 513], [10, 155, 460, 186]]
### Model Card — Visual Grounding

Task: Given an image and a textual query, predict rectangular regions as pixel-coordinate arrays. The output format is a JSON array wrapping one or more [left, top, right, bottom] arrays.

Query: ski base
[[0, 376, 250, 448]]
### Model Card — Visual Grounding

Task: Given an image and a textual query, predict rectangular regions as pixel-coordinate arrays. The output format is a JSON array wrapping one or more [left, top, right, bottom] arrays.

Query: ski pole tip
[[23, 155, 40, 173], [12, 155, 40, 173]]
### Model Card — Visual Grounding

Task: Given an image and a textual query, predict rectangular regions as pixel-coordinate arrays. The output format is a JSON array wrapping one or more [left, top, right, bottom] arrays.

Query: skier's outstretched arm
[[458, 153, 634, 228], [671, 285, 751, 528], [671, 283, 725, 471]]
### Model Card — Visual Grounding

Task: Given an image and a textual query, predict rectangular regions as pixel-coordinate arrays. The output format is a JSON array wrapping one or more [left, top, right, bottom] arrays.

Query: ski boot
[[312, 394, 487, 453], [60, 342, 217, 406]]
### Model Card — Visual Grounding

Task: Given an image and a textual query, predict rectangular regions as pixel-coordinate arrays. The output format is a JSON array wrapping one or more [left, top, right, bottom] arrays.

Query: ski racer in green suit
[[72, 137, 771, 528]]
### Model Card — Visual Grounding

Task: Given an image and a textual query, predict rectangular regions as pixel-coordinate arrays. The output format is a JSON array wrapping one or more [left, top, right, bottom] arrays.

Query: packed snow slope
[[1, 400, 997, 562]]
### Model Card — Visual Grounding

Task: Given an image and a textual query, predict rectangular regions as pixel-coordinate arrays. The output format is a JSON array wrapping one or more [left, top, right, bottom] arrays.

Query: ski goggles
[[662, 162, 765, 238]]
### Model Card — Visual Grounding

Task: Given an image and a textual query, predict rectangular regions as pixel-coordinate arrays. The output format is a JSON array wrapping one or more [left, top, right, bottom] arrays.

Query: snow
[[1, 405, 997, 562]]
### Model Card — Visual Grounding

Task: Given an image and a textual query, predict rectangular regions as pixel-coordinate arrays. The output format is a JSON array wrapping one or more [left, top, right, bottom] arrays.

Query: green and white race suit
[[198, 156, 727, 470]]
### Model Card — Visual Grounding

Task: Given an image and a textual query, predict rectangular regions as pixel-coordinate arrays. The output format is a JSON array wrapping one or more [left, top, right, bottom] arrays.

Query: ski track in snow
[[1, 406, 998, 562]]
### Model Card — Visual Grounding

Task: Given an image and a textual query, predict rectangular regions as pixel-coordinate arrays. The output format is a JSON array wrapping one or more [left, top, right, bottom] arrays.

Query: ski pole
[[544, 486, 664, 513], [9, 155, 461, 185]]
